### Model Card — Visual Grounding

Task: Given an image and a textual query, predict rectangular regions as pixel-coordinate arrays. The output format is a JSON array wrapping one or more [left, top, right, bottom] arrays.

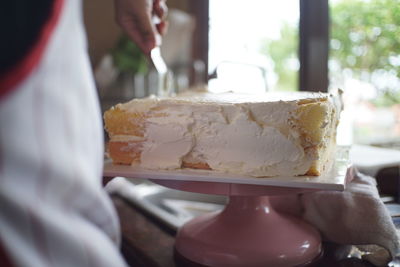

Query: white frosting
[[110, 135, 145, 142], [117, 97, 158, 113], [115, 91, 337, 177], [119, 91, 327, 112], [139, 107, 194, 169], [189, 107, 310, 176]]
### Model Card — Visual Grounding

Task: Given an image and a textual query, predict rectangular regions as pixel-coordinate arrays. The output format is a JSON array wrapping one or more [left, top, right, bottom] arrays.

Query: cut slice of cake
[[104, 90, 342, 177]]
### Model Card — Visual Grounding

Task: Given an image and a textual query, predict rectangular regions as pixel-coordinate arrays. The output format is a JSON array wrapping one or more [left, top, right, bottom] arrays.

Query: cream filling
[[140, 122, 193, 169], [138, 103, 314, 176], [190, 108, 310, 176]]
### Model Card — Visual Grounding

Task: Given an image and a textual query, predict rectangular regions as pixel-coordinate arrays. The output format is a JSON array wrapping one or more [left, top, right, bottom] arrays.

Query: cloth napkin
[[270, 168, 400, 266]]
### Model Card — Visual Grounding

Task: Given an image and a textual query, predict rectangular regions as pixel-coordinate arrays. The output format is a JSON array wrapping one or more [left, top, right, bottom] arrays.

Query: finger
[[153, 0, 168, 21], [119, 6, 158, 53], [136, 11, 157, 46], [156, 20, 168, 36], [119, 18, 156, 54]]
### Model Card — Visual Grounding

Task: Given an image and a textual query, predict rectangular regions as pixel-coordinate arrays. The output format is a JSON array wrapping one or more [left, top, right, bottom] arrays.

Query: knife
[[150, 46, 167, 73], [150, 17, 172, 96]]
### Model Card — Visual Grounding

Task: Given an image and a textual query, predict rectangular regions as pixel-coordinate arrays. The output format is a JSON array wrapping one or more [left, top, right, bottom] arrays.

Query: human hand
[[114, 0, 168, 55]]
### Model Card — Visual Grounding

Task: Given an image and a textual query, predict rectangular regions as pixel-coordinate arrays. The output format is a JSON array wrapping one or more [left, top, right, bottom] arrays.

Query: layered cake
[[104, 90, 342, 177]]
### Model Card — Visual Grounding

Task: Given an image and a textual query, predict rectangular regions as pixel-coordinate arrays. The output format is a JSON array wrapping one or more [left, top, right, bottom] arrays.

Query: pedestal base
[[175, 196, 321, 267]]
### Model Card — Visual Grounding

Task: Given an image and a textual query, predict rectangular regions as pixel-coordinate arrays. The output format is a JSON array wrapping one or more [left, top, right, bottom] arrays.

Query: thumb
[[134, 12, 158, 53], [115, 0, 158, 54]]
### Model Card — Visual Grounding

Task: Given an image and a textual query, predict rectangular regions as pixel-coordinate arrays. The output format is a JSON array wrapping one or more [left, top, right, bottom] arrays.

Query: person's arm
[[114, 0, 168, 54]]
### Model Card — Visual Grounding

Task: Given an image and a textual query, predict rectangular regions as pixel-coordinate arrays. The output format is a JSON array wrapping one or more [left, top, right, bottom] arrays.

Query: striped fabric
[[0, 0, 127, 266]]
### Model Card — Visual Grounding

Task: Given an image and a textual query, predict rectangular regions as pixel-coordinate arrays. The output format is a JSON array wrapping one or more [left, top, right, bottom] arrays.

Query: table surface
[[112, 194, 377, 267]]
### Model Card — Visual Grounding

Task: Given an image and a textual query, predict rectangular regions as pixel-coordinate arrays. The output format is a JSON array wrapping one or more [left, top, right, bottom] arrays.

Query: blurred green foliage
[[260, 0, 400, 105], [260, 23, 298, 91], [112, 35, 148, 74], [331, 0, 400, 74], [331, 0, 400, 107]]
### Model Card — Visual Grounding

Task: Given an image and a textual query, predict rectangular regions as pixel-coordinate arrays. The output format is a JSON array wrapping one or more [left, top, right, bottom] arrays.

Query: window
[[330, 0, 400, 146], [208, 0, 300, 93]]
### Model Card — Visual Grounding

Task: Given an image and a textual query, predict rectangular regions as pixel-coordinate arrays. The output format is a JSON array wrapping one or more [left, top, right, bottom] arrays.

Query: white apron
[[0, 0, 126, 266]]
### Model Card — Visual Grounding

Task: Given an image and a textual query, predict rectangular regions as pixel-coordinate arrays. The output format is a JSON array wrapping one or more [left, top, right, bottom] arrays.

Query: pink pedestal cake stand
[[103, 151, 352, 267], [153, 180, 323, 267]]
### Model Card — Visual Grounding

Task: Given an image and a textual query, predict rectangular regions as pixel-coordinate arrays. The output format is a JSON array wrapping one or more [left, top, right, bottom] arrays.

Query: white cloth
[[0, 1, 126, 266], [271, 169, 400, 265]]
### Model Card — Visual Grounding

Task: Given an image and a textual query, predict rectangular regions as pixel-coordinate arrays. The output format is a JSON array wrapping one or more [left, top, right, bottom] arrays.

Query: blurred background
[[84, 0, 400, 148]]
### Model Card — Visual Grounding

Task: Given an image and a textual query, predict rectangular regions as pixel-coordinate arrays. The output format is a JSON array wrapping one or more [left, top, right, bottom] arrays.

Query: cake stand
[[104, 151, 352, 267]]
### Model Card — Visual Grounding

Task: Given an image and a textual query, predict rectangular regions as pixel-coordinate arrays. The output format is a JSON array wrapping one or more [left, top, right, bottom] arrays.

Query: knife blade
[[150, 46, 172, 97], [150, 46, 167, 75], [150, 13, 172, 97]]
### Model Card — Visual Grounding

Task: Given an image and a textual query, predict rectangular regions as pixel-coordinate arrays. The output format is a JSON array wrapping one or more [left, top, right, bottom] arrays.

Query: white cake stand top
[[103, 147, 352, 196]]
